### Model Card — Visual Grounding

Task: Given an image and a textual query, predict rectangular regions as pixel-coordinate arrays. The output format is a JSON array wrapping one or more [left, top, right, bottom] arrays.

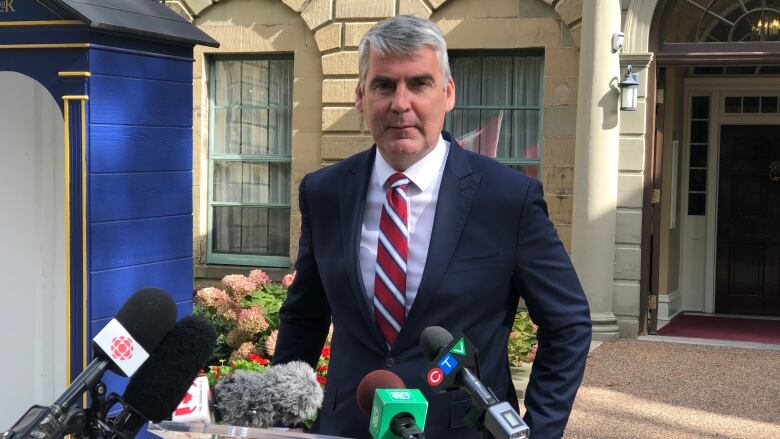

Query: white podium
[[148, 421, 350, 439]]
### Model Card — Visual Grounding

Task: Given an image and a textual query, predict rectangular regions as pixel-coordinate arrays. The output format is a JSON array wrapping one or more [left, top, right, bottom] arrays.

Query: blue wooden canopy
[[0, 0, 218, 412]]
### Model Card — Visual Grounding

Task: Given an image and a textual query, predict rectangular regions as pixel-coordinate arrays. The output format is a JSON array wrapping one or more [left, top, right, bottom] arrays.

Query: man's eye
[[372, 81, 394, 92], [412, 80, 432, 90]]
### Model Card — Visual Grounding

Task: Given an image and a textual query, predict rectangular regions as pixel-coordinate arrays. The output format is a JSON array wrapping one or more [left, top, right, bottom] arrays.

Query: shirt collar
[[374, 134, 449, 191]]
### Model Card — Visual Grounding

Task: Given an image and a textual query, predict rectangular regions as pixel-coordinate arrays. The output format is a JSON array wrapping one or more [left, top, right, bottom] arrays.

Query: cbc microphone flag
[[93, 319, 150, 376], [172, 376, 211, 423]]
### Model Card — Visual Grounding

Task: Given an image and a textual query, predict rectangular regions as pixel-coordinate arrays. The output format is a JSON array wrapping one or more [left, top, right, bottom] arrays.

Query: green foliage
[[193, 304, 234, 360], [507, 311, 538, 367], [244, 284, 286, 329], [205, 354, 270, 388]]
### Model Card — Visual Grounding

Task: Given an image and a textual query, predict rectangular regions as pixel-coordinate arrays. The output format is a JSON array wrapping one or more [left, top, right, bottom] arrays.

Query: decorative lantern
[[619, 65, 639, 111]]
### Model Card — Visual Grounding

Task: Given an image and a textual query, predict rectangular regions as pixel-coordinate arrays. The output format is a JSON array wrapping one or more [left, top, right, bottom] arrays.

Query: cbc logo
[[110, 336, 134, 361]]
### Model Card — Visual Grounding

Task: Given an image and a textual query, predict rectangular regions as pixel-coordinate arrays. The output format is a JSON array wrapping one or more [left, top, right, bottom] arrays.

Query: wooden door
[[716, 125, 780, 316]]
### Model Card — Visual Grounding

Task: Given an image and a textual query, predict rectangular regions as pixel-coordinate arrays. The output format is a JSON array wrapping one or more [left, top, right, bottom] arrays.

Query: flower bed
[[194, 270, 331, 388]]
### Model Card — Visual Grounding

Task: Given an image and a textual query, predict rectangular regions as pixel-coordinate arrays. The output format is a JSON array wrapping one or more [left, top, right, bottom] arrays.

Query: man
[[273, 15, 591, 439]]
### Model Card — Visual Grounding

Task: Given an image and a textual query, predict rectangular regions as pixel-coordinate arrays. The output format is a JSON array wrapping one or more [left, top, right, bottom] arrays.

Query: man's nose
[[390, 85, 411, 113]]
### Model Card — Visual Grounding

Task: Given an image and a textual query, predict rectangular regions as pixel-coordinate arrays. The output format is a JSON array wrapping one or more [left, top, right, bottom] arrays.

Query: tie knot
[[387, 172, 410, 190]]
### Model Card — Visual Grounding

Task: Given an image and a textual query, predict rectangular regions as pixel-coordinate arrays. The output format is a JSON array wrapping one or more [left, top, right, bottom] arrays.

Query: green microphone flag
[[369, 388, 428, 439]]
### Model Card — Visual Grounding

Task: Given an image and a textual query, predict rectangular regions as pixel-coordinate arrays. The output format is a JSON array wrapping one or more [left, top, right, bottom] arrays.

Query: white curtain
[[445, 55, 542, 174]]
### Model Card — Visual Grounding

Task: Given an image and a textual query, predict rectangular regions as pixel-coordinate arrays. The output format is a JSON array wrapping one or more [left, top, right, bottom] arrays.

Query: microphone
[[108, 314, 218, 439], [214, 361, 324, 428], [3, 288, 177, 439], [356, 370, 428, 439], [420, 326, 529, 439]]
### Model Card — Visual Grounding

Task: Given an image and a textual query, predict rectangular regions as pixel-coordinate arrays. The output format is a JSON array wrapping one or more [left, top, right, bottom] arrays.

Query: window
[[445, 51, 544, 178], [687, 95, 709, 216], [208, 56, 292, 267]]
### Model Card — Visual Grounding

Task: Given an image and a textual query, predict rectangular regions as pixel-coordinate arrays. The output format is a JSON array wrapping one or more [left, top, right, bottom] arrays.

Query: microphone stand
[[1, 379, 117, 439]]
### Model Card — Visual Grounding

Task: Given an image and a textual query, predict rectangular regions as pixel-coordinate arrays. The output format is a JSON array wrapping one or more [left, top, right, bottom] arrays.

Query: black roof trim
[[41, 0, 219, 48]]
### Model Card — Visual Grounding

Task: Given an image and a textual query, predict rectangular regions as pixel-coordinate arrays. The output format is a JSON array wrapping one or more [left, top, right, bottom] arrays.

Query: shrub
[[507, 311, 538, 367]]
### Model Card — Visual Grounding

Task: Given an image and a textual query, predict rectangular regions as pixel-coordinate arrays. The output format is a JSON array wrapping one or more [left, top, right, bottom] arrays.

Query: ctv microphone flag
[[422, 335, 479, 392]]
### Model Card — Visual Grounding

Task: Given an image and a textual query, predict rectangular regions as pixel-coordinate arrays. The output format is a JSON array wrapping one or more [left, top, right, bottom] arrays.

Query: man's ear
[[355, 83, 364, 113], [445, 77, 456, 112]]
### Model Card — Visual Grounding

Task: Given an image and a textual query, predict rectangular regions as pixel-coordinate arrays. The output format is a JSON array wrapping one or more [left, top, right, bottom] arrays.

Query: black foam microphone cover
[[123, 315, 217, 422], [107, 287, 177, 355], [420, 326, 454, 361]]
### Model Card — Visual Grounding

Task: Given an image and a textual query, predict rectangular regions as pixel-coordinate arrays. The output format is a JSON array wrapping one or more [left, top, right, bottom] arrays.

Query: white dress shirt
[[359, 135, 450, 314]]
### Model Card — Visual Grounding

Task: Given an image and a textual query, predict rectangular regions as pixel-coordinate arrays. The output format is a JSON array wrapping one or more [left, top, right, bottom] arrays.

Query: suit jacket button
[[385, 357, 395, 368]]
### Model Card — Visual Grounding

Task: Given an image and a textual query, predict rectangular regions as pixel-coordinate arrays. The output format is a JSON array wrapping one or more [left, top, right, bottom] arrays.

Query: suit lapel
[[340, 147, 388, 350], [397, 134, 480, 350]]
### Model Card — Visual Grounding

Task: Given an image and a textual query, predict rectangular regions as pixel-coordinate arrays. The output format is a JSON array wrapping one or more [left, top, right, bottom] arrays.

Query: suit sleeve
[[272, 174, 332, 369], [513, 178, 591, 439]]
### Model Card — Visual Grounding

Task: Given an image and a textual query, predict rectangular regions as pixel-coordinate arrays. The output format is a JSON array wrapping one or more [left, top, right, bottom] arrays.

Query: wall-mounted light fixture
[[612, 32, 624, 52], [619, 65, 639, 111]]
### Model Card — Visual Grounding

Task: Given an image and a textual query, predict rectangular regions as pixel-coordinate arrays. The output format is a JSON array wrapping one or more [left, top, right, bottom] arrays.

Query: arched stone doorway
[[0, 71, 67, 428]]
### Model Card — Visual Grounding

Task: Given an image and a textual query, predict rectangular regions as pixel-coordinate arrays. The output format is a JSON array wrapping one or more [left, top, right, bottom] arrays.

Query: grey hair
[[358, 15, 451, 91]]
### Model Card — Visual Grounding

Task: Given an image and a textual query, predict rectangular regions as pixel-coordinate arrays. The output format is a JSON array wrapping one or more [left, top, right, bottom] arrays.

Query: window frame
[[445, 49, 545, 175], [206, 54, 293, 267]]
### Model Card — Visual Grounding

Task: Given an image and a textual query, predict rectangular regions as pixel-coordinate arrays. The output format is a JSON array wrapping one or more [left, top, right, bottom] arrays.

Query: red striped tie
[[374, 172, 410, 345]]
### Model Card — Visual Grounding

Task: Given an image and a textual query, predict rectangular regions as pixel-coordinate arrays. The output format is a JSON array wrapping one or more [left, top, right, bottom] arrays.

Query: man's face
[[356, 46, 455, 170]]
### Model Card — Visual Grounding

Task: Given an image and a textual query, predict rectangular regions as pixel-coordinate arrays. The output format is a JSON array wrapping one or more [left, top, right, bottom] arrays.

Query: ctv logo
[[389, 391, 412, 400], [426, 337, 469, 387], [110, 336, 134, 360]]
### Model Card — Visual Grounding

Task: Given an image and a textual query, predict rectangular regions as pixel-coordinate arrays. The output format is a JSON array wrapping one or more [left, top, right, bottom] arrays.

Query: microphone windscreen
[[113, 288, 177, 353], [123, 315, 217, 422], [261, 361, 324, 426], [215, 370, 275, 427], [420, 326, 453, 361], [356, 370, 405, 416], [215, 361, 323, 428]]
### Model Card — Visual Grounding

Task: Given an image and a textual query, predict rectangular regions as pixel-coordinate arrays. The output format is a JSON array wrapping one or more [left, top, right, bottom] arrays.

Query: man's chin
[[380, 140, 425, 157]]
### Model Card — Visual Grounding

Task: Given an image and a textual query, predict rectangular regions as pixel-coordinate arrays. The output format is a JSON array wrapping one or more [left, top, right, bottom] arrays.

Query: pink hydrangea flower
[[237, 307, 270, 335], [265, 330, 279, 357], [225, 327, 251, 348], [195, 287, 227, 307], [221, 274, 246, 291], [215, 302, 239, 321], [281, 271, 296, 288], [249, 269, 271, 286], [230, 341, 256, 361], [232, 276, 258, 296]]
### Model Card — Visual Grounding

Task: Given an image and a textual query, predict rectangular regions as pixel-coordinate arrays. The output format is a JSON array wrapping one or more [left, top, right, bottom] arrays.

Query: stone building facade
[[172, 0, 780, 340]]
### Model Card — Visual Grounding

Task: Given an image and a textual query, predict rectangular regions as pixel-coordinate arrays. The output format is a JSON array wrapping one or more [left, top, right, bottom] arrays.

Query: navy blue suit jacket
[[274, 132, 591, 438]]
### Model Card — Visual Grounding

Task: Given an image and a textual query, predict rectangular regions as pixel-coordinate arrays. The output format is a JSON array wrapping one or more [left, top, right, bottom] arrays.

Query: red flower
[[316, 376, 326, 385], [247, 353, 262, 363], [321, 346, 331, 358], [257, 357, 270, 365], [317, 364, 328, 372]]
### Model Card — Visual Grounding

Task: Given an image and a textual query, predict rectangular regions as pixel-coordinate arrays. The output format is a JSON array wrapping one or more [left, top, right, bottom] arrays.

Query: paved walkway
[[557, 339, 780, 439]]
